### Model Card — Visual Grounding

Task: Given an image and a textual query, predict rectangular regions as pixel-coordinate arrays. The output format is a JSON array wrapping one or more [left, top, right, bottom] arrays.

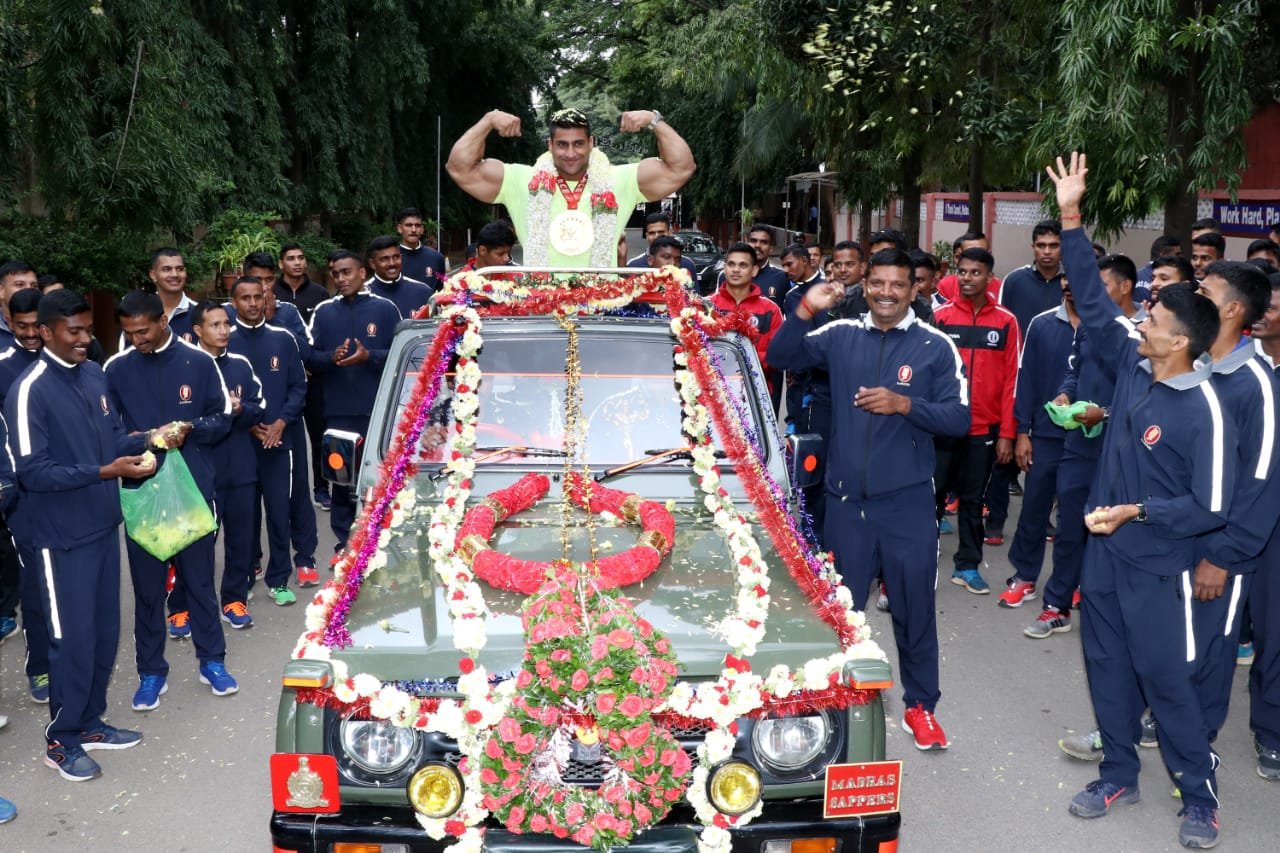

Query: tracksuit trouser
[[16, 545, 50, 678], [1040, 451, 1096, 612], [1192, 573, 1251, 742], [35, 532, 120, 750], [304, 380, 327, 496], [254, 442, 296, 589], [1251, 529, 1280, 751], [0, 516, 19, 618], [128, 531, 225, 677], [1008, 437, 1065, 584], [934, 426, 998, 571], [169, 481, 257, 612], [984, 460, 1018, 531], [826, 482, 941, 711], [285, 419, 318, 566], [1080, 543, 1219, 809]]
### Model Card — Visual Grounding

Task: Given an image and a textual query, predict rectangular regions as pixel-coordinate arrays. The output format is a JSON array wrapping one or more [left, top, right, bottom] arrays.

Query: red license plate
[[822, 760, 902, 818], [270, 753, 341, 814]]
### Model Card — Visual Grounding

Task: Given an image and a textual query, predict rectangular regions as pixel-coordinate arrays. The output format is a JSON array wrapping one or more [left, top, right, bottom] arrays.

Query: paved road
[[1, 500, 1278, 851]]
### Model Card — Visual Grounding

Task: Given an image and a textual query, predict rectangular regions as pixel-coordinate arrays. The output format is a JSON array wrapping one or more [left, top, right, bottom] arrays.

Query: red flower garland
[[456, 472, 675, 595]]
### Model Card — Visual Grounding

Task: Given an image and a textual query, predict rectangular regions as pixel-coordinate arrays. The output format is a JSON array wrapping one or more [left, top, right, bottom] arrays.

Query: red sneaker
[[983, 533, 1005, 546], [296, 566, 320, 588], [997, 579, 1037, 608], [1072, 588, 1082, 608], [945, 496, 958, 515], [902, 704, 950, 751]]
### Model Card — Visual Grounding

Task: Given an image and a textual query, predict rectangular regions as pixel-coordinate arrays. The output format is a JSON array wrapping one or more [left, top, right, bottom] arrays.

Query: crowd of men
[[763, 156, 1280, 850], [0, 210, 460, 816]]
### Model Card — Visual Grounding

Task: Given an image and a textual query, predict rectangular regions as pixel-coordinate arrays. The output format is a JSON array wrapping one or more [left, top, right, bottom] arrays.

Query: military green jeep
[[270, 272, 901, 853]]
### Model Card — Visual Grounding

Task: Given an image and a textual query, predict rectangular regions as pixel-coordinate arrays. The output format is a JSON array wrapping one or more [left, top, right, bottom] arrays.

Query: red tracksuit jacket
[[932, 295, 1020, 438]]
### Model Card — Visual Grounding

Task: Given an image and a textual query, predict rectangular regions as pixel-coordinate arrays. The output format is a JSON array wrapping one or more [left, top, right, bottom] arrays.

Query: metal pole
[[436, 114, 443, 248]]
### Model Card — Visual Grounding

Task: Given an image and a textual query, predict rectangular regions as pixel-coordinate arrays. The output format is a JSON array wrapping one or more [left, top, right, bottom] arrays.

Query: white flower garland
[[524, 148, 617, 267]]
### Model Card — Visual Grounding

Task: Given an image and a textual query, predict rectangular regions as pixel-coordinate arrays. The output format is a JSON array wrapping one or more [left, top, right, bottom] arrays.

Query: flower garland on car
[[288, 268, 886, 853], [524, 148, 618, 267]]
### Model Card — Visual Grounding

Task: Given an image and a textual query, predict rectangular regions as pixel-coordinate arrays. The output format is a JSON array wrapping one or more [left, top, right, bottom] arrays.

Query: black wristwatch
[[1134, 502, 1148, 523]]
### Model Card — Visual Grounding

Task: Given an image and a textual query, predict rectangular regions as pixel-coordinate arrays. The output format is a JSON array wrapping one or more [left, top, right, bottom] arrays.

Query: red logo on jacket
[[366, 323, 377, 336], [270, 355, 280, 371], [1142, 425, 1162, 447], [179, 384, 193, 402], [897, 365, 913, 385]]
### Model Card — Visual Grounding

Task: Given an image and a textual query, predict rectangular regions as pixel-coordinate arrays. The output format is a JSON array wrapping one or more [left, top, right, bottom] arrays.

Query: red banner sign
[[822, 760, 903, 818]]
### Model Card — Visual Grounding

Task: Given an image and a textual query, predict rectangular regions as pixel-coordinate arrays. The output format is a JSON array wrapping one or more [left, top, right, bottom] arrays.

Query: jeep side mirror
[[322, 429, 364, 487], [786, 433, 825, 490]]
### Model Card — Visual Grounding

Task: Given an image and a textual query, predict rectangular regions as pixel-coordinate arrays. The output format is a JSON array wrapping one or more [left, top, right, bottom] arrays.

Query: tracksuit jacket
[[308, 293, 402, 420], [1064, 227, 1236, 572], [399, 244, 448, 289], [366, 275, 435, 320], [0, 345, 40, 405], [210, 351, 264, 489], [767, 308, 970, 500], [4, 352, 146, 547], [933, 294, 1020, 439], [1015, 305, 1076, 440], [710, 282, 783, 372], [227, 319, 307, 430], [104, 334, 232, 502]]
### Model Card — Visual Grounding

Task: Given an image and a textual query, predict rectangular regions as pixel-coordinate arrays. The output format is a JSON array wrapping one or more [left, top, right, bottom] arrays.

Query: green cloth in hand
[[1043, 400, 1104, 439]]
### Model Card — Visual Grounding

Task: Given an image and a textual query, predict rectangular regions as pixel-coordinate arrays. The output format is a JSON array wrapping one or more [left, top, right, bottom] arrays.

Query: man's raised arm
[[623, 110, 697, 202], [446, 110, 522, 203]]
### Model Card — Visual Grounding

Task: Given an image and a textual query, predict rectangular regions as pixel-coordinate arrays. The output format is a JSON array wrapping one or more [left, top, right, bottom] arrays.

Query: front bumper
[[271, 799, 900, 853]]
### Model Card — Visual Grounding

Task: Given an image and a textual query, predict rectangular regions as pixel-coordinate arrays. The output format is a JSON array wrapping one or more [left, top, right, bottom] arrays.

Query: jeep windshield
[[388, 323, 764, 466]]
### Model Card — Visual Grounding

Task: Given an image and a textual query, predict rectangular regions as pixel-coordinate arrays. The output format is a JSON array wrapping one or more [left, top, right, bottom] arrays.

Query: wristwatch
[[1134, 502, 1148, 523], [648, 110, 664, 130]]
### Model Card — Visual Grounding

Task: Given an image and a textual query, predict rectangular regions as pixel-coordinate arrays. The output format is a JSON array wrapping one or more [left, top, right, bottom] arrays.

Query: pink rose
[[590, 636, 609, 660], [609, 629, 634, 649], [571, 669, 589, 691], [535, 660, 551, 677], [514, 733, 537, 754], [508, 805, 527, 827], [624, 723, 651, 749], [596, 693, 616, 715], [566, 802, 586, 826], [485, 738, 505, 759], [516, 670, 533, 689], [480, 767, 499, 785], [619, 695, 645, 719], [498, 716, 521, 743], [550, 648, 571, 662], [530, 814, 548, 833], [593, 666, 615, 684], [634, 804, 652, 825]]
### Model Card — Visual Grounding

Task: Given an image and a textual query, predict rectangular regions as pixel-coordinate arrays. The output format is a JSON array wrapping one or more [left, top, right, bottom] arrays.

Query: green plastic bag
[[1043, 400, 1105, 439], [120, 450, 217, 560]]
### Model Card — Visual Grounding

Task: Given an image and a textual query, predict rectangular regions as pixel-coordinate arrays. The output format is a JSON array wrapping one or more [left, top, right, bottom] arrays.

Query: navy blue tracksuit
[[1064, 226, 1237, 809], [768, 308, 969, 712], [5, 353, 145, 750], [1191, 341, 1280, 741], [781, 276, 831, 543], [1252, 478, 1280, 753], [169, 351, 263, 611], [1008, 306, 1075, 583], [308, 293, 402, 548], [105, 334, 232, 675], [367, 275, 435, 320], [399, 243, 447, 290], [227, 318, 312, 586], [0, 345, 39, 643]]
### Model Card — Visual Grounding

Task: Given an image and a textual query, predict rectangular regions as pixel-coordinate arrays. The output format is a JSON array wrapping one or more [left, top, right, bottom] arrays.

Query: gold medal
[[549, 209, 594, 257]]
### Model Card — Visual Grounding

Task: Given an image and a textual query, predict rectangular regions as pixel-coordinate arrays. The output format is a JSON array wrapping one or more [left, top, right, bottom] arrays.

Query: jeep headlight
[[409, 762, 464, 818], [707, 760, 762, 815], [340, 719, 417, 774], [752, 714, 831, 772]]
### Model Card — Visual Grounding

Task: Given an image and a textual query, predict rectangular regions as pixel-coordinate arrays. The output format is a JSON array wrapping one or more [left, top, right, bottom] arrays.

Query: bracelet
[[1061, 213, 1082, 223], [648, 109, 664, 130], [799, 296, 818, 317]]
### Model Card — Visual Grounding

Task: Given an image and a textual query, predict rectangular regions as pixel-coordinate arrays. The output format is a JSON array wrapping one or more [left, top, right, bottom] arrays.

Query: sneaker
[[875, 581, 889, 612], [1069, 779, 1139, 818], [328, 552, 344, 571], [313, 488, 332, 511], [1257, 739, 1280, 780], [983, 523, 1005, 546], [199, 661, 239, 696], [0, 795, 14, 824], [167, 611, 191, 640], [221, 601, 253, 629], [944, 495, 958, 514], [901, 704, 950, 750], [44, 741, 102, 782], [1059, 729, 1104, 761], [938, 518, 955, 535], [131, 674, 168, 711], [1237, 643, 1255, 666], [1008, 480, 1023, 496], [0, 615, 16, 643], [997, 579, 1037, 608], [296, 565, 320, 587], [80, 723, 142, 751], [1140, 714, 1159, 748], [1177, 804, 1220, 848], [29, 673, 50, 704], [1072, 588, 1082, 609], [1025, 606, 1072, 638], [951, 568, 990, 594], [253, 563, 263, 580], [270, 585, 296, 606]]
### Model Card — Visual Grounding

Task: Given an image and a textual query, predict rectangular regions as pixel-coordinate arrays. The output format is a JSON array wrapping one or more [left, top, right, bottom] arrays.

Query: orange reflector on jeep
[[850, 677, 894, 690], [270, 753, 341, 814], [334, 846, 410, 853], [791, 839, 836, 853], [281, 674, 329, 689]]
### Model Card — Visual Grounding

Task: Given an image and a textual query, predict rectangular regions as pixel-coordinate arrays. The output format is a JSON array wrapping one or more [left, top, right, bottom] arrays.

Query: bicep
[[636, 157, 685, 203], [455, 158, 506, 204]]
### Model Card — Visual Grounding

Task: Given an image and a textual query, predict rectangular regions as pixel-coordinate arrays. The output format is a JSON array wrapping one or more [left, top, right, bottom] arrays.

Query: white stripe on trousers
[[1182, 571, 1196, 663], [42, 548, 62, 641], [1224, 575, 1244, 637]]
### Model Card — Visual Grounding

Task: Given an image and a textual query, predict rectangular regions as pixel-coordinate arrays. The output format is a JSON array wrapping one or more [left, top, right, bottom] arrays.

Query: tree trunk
[[1163, 0, 1211, 249], [968, 140, 984, 234], [900, 147, 923, 248], [858, 199, 873, 247]]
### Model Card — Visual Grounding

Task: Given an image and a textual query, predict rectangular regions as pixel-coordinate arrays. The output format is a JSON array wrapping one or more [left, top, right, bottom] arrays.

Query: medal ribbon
[[555, 176, 589, 210]]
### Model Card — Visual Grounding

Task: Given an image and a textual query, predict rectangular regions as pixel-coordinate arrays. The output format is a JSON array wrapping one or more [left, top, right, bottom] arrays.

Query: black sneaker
[[80, 723, 142, 752], [1140, 714, 1158, 748], [44, 741, 102, 782], [1069, 779, 1139, 818], [1257, 739, 1280, 781], [1178, 804, 1220, 848]]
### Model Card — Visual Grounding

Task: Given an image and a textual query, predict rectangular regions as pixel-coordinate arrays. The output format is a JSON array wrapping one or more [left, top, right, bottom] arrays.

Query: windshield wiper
[[594, 446, 724, 482], [428, 445, 568, 480]]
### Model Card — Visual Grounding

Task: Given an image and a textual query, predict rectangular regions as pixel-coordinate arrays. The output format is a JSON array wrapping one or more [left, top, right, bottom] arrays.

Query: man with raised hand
[[1048, 152, 1235, 849], [768, 247, 969, 751], [448, 107, 694, 267]]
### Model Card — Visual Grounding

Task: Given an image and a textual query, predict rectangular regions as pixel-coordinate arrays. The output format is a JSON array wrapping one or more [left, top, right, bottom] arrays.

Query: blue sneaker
[[199, 661, 239, 696], [313, 488, 332, 511], [0, 795, 14, 823], [0, 615, 16, 643], [951, 567, 990, 594], [29, 673, 50, 704], [44, 741, 102, 782], [131, 674, 168, 711], [221, 601, 253, 629], [1238, 643, 1255, 666], [938, 518, 955, 534], [1068, 779, 1139, 818], [80, 723, 142, 752], [1178, 804, 1220, 848]]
